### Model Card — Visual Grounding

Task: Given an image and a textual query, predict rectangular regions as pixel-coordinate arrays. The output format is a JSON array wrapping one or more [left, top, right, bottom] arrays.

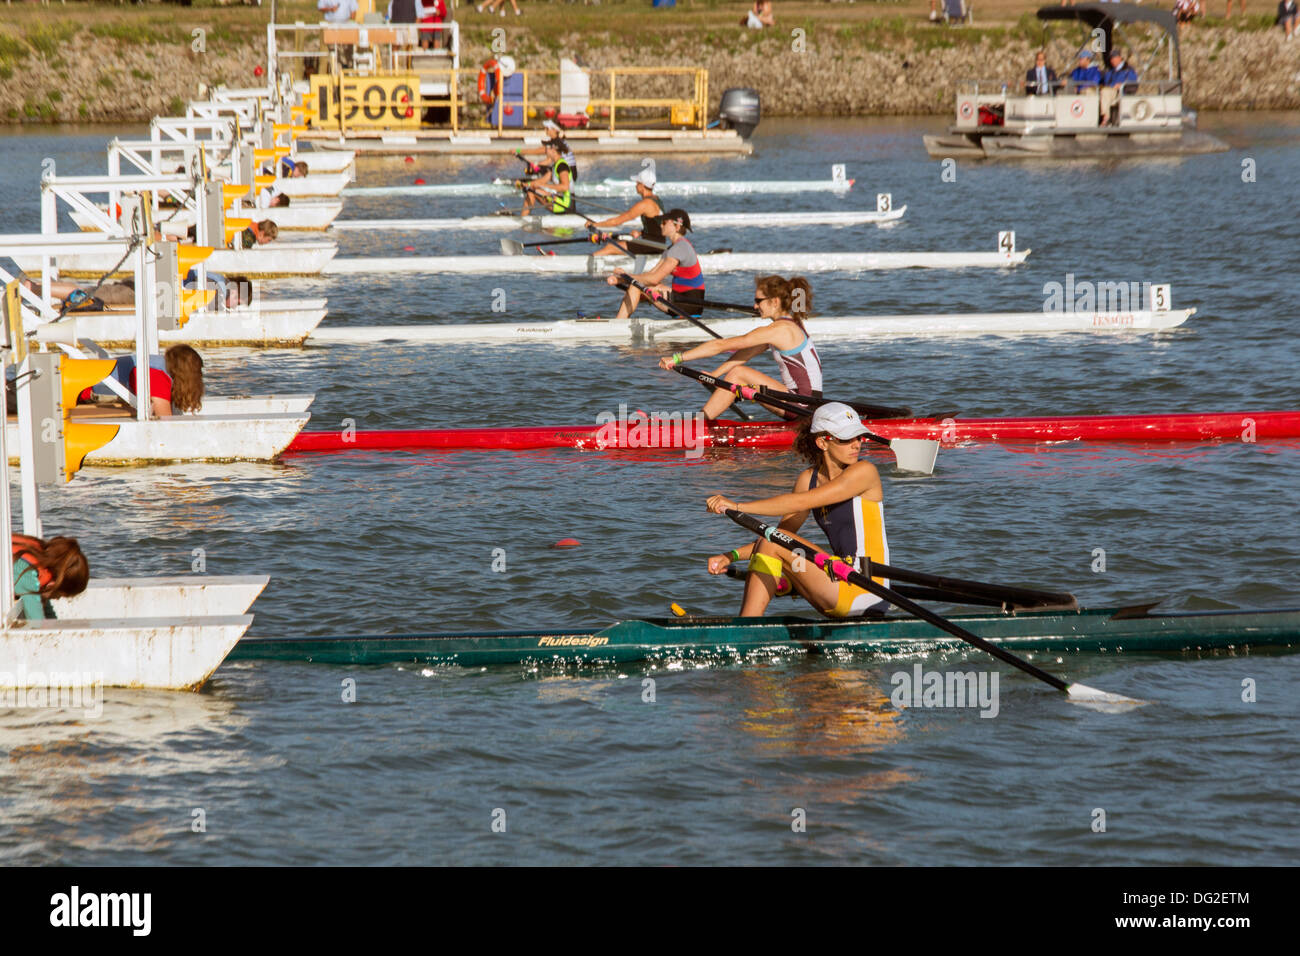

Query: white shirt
[[319, 0, 359, 23], [745, 10, 765, 29]]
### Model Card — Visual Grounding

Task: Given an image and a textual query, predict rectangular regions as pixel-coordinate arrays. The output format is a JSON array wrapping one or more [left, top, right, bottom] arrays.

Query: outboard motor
[[718, 88, 760, 139]]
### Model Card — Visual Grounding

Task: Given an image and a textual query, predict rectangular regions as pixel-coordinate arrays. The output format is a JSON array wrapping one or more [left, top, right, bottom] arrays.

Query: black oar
[[721, 561, 1072, 611], [723, 509, 1142, 707], [499, 235, 633, 256], [609, 273, 754, 421], [675, 364, 938, 474], [699, 298, 760, 316]]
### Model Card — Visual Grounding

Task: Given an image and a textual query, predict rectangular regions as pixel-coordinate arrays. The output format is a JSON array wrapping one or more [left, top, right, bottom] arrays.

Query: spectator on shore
[[742, 1, 775, 28], [319, 0, 358, 22], [1069, 50, 1102, 91], [1279, 0, 1298, 39], [1226, 0, 1246, 16], [1100, 49, 1138, 126], [1174, 0, 1204, 21], [478, 0, 521, 17], [1025, 50, 1059, 95]]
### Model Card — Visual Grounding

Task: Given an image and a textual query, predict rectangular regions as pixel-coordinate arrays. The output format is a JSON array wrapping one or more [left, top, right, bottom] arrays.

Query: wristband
[[671, 352, 683, 366], [728, 549, 741, 562]]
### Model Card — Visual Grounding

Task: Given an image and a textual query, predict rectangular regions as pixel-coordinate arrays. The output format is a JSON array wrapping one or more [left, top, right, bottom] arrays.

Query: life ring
[[1133, 99, 1152, 122], [477, 59, 500, 106], [1070, 99, 1085, 118], [958, 100, 975, 121]]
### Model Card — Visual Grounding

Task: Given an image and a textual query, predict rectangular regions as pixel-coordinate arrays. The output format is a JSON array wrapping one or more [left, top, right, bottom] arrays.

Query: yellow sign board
[[310, 74, 421, 130]]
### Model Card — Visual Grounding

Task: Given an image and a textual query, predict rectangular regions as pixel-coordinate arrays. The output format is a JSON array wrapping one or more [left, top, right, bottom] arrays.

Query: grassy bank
[[0, 1, 1294, 123]]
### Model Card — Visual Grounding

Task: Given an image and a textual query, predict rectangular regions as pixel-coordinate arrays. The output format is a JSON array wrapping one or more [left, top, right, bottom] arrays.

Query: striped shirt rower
[[606, 208, 704, 320], [659, 274, 822, 420], [705, 402, 890, 619]]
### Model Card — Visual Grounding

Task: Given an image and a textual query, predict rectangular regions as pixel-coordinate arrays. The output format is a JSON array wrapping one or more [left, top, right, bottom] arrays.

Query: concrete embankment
[[2, 16, 1297, 124]]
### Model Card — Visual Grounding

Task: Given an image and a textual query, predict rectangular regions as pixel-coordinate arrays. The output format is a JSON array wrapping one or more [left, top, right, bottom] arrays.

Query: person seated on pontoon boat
[[20, 277, 135, 311], [236, 219, 279, 248], [183, 268, 253, 309], [1024, 50, 1060, 95], [262, 158, 309, 179], [1069, 50, 1102, 91], [12, 534, 89, 621], [703, 402, 889, 620], [1277, 0, 1297, 37], [77, 344, 205, 418], [520, 139, 576, 216], [606, 209, 703, 320], [257, 187, 291, 209], [589, 166, 665, 256], [658, 275, 819, 420], [1099, 50, 1138, 126]]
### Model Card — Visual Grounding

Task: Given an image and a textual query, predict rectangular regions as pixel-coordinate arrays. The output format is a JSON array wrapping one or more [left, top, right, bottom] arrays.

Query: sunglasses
[[824, 434, 864, 445]]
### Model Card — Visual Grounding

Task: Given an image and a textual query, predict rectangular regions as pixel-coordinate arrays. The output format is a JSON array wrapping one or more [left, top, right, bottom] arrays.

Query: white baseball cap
[[542, 118, 561, 133], [810, 402, 869, 439], [629, 167, 656, 188]]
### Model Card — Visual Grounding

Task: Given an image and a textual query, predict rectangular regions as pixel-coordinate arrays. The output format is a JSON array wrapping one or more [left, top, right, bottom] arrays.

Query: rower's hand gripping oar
[[674, 363, 939, 475], [722, 510, 1145, 708]]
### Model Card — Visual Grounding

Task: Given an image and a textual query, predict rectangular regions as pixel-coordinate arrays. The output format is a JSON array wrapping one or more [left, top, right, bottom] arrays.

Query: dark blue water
[[1, 115, 1298, 865]]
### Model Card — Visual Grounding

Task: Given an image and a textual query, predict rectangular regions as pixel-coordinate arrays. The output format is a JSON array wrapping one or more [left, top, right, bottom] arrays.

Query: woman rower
[[605, 209, 703, 319], [704, 402, 889, 619], [658, 274, 819, 419], [520, 138, 576, 216], [77, 344, 205, 418], [589, 166, 665, 256]]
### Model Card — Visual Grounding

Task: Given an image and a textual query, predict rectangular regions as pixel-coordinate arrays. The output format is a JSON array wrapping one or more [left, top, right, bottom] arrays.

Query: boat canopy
[[1036, 3, 1180, 80]]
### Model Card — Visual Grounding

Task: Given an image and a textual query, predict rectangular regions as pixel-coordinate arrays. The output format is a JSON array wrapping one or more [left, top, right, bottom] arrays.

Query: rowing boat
[[342, 175, 857, 199], [284, 410, 1300, 453], [322, 247, 1029, 276], [227, 605, 1300, 668], [308, 307, 1193, 346], [330, 208, 906, 232]]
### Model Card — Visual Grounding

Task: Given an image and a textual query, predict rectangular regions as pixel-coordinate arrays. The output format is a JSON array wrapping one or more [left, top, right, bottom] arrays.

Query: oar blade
[[1066, 682, 1149, 711], [888, 438, 939, 475], [499, 238, 525, 256]]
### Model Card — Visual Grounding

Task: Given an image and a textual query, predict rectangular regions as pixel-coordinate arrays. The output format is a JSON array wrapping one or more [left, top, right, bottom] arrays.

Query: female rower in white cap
[[588, 165, 665, 256], [704, 402, 890, 619]]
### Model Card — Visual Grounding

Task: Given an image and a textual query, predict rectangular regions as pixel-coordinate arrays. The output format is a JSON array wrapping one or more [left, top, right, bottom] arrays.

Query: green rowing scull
[[227, 606, 1300, 669]]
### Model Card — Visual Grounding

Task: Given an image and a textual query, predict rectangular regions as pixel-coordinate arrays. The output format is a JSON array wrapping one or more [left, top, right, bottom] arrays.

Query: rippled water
[[1, 115, 1298, 865]]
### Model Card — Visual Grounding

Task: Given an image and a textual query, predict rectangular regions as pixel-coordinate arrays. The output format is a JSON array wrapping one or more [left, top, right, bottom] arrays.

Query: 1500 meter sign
[[311, 75, 420, 129]]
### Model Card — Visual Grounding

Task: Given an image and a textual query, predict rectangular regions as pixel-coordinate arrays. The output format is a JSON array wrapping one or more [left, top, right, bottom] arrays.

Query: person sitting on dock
[[703, 402, 889, 620], [1069, 50, 1102, 91], [1024, 50, 1059, 95], [606, 209, 703, 319], [589, 166, 665, 256], [1099, 50, 1138, 126], [12, 533, 89, 621], [520, 139, 575, 215], [263, 158, 308, 179], [659, 275, 820, 421], [257, 187, 291, 209], [78, 345, 205, 418]]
